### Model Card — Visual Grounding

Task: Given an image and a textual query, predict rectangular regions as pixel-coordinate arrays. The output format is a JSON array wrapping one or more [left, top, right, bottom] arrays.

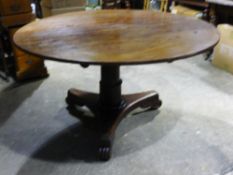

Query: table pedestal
[[66, 65, 162, 160]]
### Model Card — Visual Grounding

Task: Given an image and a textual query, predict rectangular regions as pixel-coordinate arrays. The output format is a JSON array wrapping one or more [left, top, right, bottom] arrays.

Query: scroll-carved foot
[[66, 88, 98, 107], [104, 91, 162, 136], [123, 91, 162, 111]]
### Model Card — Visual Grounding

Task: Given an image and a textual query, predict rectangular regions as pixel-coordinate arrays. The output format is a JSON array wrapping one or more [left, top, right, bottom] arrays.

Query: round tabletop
[[14, 10, 219, 65]]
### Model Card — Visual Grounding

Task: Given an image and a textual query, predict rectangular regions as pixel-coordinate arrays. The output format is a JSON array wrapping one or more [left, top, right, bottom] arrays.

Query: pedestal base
[[66, 88, 162, 160]]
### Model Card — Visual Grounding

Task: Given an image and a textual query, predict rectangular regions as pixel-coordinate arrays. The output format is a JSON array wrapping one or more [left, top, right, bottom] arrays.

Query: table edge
[[13, 39, 219, 66]]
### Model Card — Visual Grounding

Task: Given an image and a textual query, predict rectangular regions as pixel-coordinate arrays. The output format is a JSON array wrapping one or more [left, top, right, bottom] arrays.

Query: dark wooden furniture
[[14, 10, 219, 160], [206, 0, 233, 25], [0, 0, 48, 80], [0, 0, 32, 80], [172, 0, 210, 19], [173, 0, 208, 7], [102, 0, 131, 9], [0, 25, 13, 80], [0, 0, 33, 27]]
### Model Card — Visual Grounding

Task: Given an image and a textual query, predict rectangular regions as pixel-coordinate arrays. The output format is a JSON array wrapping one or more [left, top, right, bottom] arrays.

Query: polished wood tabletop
[[14, 10, 219, 65]]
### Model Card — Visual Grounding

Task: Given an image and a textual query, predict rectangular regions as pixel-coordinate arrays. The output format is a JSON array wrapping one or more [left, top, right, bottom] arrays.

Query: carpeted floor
[[0, 54, 233, 175]]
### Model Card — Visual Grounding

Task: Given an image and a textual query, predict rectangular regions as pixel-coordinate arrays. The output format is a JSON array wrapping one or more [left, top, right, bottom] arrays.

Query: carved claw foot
[[98, 135, 112, 161]]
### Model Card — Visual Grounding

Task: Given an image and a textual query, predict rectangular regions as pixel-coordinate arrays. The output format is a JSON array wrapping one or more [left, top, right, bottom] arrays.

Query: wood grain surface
[[14, 10, 219, 65]]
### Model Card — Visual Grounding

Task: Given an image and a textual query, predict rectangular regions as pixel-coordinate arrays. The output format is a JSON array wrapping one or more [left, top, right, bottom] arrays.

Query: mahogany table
[[14, 10, 219, 161]]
